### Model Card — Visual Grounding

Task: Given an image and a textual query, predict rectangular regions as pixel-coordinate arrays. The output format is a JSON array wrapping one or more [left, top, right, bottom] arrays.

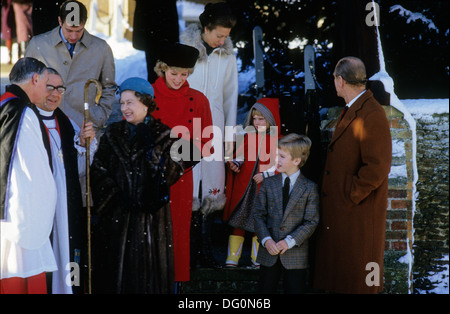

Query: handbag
[[227, 158, 260, 233]]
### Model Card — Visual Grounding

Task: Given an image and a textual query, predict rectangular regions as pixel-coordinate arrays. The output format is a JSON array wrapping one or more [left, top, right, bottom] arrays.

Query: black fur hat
[[160, 42, 199, 68]]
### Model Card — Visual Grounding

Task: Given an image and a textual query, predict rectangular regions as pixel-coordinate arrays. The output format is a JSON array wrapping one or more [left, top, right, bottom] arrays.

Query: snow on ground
[[92, 31, 147, 85], [416, 255, 449, 294], [179, 0, 204, 25]]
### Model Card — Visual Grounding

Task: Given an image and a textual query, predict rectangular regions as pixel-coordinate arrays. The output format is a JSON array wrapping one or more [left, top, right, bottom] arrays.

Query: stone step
[[183, 267, 260, 294], [184, 215, 286, 293]]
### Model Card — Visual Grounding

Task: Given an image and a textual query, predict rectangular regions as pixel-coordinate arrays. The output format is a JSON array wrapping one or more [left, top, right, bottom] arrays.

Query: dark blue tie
[[283, 176, 290, 211], [68, 43, 75, 57]]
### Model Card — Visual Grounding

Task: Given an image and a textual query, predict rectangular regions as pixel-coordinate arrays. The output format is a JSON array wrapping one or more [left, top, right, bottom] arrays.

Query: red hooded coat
[[223, 98, 281, 222]]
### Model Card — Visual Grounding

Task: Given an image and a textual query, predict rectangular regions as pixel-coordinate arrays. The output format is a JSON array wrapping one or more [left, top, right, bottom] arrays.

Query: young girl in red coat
[[223, 98, 281, 268], [152, 43, 213, 286]]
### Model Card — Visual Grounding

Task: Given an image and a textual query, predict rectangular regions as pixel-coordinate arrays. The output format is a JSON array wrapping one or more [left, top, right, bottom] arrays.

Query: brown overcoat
[[313, 90, 392, 294]]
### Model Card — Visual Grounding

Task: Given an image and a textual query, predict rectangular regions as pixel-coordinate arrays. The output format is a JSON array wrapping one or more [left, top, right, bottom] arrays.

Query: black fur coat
[[91, 117, 184, 293]]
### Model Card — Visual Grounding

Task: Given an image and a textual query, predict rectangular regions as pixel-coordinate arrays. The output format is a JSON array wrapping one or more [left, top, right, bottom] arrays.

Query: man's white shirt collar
[[347, 90, 367, 108]]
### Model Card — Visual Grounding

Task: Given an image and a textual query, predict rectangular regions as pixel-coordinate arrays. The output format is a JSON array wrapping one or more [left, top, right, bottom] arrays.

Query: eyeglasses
[[46, 84, 66, 94]]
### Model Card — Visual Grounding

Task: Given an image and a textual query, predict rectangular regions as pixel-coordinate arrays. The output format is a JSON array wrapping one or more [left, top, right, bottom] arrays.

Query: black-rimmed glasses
[[47, 84, 66, 94]]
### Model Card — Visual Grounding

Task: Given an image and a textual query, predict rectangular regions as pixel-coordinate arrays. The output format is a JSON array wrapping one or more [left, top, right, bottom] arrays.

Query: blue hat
[[118, 77, 154, 97]]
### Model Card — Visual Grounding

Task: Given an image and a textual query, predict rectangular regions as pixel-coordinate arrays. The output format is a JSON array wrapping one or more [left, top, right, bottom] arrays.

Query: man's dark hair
[[9, 57, 48, 84], [59, 0, 88, 26]]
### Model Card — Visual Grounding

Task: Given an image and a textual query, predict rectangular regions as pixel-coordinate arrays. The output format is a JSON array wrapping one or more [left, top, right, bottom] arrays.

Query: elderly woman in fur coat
[[91, 78, 187, 294]]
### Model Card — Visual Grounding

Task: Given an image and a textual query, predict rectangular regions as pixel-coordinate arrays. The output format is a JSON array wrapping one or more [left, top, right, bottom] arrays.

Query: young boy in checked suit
[[253, 133, 319, 293]]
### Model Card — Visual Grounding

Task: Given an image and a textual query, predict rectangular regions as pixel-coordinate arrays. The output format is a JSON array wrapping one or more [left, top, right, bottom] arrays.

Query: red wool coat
[[223, 98, 281, 222], [223, 131, 278, 222], [152, 77, 213, 282], [312, 90, 392, 294]]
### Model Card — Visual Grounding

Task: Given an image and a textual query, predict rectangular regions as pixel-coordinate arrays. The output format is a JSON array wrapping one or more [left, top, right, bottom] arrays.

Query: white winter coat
[[181, 24, 238, 213]]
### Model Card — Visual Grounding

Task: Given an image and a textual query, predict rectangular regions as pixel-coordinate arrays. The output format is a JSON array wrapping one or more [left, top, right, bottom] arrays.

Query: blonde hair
[[251, 108, 270, 126], [252, 108, 263, 116], [154, 60, 194, 78], [278, 133, 312, 168]]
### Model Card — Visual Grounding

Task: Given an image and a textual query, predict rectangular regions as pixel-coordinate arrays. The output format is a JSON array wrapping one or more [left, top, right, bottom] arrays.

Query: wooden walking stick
[[84, 79, 102, 294]]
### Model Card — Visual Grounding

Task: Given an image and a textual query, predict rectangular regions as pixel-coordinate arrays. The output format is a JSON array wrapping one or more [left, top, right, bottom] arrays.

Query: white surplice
[[0, 108, 58, 280], [39, 108, 72, 294], [38, 108, 97, 294]]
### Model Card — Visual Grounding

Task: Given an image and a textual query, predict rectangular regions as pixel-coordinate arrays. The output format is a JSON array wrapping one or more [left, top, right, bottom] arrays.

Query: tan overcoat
[[313, 90, 392, 294], [25, 26, 116, 132]]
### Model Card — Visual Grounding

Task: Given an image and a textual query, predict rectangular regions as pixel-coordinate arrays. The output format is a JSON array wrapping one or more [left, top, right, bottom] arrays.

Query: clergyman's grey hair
[[46, 67, 61, 77], [46, 67, 64, 84], [9, 57, 48, 84]]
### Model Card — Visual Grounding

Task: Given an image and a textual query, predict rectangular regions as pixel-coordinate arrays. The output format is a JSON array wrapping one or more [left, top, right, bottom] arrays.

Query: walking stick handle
[[83, 79, 102, 294]]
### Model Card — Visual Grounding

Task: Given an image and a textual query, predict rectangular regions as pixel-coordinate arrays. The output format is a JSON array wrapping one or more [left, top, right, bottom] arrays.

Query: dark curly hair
[[199, 2, 237, 32]]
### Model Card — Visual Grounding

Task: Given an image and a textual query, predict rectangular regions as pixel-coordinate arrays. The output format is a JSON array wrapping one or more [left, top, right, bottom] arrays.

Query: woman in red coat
[[152, 43, 213, 285]]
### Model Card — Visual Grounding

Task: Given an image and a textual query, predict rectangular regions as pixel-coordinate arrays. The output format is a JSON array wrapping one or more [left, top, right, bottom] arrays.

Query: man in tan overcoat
[[312, 57, 392, 294], [25, 0, 116, 135]]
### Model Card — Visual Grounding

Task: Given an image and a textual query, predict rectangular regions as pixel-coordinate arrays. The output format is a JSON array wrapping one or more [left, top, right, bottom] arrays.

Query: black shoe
[[190, 211, 203, 269], [200, 214, 222, 269]]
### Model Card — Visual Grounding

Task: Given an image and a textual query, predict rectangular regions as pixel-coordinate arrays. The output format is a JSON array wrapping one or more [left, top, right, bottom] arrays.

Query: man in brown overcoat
[[312, 57, 392, 294]]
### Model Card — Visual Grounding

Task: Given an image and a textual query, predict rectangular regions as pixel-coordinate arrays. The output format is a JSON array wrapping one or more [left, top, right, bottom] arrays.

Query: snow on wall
[[401, 99, 449, 116], [370, 0, 417, 292]]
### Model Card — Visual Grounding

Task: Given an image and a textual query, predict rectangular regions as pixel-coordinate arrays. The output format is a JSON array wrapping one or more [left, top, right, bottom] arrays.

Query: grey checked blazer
[[253, 173, 319, 269]]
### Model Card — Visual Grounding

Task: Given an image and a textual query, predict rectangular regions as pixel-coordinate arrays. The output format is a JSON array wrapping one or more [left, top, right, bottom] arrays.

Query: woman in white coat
[[180, 2, 238, 268], [181, 2, 238, 215]]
